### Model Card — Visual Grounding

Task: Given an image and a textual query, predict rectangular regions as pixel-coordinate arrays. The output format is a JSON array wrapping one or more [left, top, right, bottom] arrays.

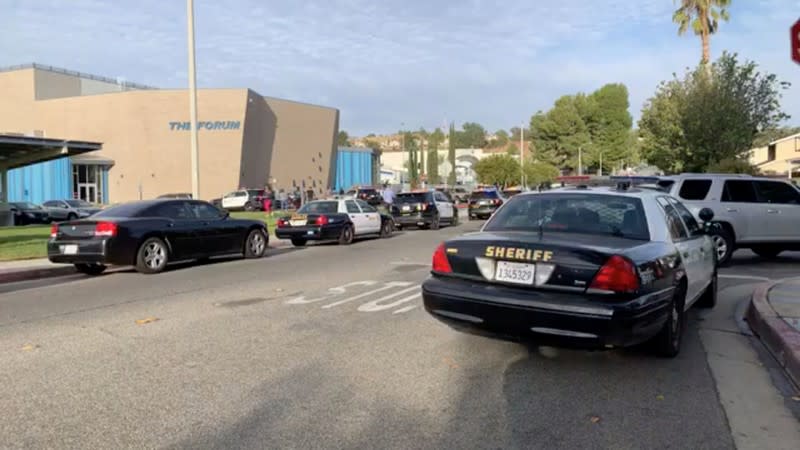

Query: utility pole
[[578, 147, 583, 176], [187, 0, 200, 199]]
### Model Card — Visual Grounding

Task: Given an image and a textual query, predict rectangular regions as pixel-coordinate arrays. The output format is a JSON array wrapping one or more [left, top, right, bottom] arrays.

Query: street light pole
[[578, 147, 583, 176], [187, 0, 200, 199], [519, 122, 525, 188]]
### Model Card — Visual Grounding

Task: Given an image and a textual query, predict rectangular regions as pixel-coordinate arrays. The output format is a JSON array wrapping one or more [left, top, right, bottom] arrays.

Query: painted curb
[[746, 280, 800, 388]]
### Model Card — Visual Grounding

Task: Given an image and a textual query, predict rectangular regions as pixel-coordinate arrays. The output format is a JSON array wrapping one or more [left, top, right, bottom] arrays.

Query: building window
[[768, 144, 776, 162]]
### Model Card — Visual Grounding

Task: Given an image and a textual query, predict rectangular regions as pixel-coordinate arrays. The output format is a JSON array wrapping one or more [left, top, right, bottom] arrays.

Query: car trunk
[[55, 220, 103, 240], [441, 232, 645, 291], [394, 195, 429, 214]]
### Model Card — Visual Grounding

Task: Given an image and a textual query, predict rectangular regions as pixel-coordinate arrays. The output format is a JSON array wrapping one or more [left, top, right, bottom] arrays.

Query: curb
[[746, 280, 800, 388], [0, 266, 79, 285]]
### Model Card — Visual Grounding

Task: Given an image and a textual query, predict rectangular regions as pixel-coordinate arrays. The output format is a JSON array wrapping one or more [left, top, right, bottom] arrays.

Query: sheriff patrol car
[[275, 198, 394, 246], [422, 182, 718, 357]]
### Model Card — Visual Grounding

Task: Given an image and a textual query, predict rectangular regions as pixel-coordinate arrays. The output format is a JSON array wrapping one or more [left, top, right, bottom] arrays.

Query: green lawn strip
[[0, 212, 288, 262]]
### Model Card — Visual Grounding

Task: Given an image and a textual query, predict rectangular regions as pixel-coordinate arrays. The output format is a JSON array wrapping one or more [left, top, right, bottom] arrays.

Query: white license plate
[[290, 220, 306, 227], [61, 245, 78, 255], [402, 205, 410, 211], [306, 230, 314, 235], [494, 261, 535, 285]]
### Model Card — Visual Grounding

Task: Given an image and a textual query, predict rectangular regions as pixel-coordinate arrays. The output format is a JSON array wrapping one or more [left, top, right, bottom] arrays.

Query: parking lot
[[1, 218, 799, 449]]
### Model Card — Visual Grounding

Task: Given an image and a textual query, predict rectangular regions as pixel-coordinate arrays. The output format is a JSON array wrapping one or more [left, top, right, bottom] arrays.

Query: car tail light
[[432, 243, 453, 273], [50, 224, 58, 238], [493, 199, 502, 205], [589, 255, 639, 293], [94, 221, 118, 237], [276, 218, 288, 228], [421, 202, 430, 211], [315, 215, 329, 226]]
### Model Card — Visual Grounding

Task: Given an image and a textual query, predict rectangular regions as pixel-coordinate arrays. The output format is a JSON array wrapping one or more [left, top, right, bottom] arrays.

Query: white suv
[[656, 174, 800, 264], [221, 189, 265, 211]]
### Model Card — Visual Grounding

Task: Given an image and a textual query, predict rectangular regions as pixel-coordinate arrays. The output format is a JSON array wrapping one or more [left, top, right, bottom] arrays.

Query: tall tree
[[417, 128, 428, 180], [530, 96, 591, 170], [509, 127, 522, 141], [473, 154, 521, 187], [427, 128, 445, 185], [453, 122, 487, 148], [589, 84, 633, 173], [337, 130, 351, 147], [404, 132, 420, 188], [448, 123, 457, 185], [494, 130, 510, 147], [673, 0, 731, 65]]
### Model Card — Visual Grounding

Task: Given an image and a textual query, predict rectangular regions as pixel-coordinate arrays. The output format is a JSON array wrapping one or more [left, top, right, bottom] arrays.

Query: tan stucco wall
[[0, 68, 339, 202], [749, 136, 800, 175]]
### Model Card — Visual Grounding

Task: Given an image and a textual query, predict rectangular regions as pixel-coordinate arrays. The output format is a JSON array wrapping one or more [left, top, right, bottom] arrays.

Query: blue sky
[[1, 0, 798, 136]]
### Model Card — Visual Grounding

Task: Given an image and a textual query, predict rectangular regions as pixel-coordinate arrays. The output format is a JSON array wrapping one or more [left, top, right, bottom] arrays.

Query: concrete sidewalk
[[0, 238, 293, 284], [747, 278, 800, 387]]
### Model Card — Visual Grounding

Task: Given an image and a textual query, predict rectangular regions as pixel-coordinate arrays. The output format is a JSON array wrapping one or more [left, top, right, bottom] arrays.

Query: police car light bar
[[608, 176, 662, 184]]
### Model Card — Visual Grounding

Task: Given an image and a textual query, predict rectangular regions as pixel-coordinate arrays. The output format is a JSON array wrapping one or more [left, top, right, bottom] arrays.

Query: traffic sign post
[[792, 19, 800, 65]]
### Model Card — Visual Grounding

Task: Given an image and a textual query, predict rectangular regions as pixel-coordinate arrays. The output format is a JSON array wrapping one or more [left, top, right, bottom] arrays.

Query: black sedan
[[9, 202, 50, 225], [47, 199, 269, 275], [422, 185, 718, 357]]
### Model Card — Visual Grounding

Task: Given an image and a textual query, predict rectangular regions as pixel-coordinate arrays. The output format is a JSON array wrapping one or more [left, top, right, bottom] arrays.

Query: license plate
[[61, 245, 78, 255], [306, 230, 314, 235], [402, 205, 410, 211], [290, 220, 307, 227], [494, 261, 535, 285]]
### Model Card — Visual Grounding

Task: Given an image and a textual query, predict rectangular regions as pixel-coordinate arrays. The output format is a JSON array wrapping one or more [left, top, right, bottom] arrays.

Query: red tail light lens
[[432, 243, 453, 273], [589, 255, 639, 293], [50, 224, 58, 238], [94, 221, 118, 237], [276, 218, 288, 228], [315, 215, 329, 226]]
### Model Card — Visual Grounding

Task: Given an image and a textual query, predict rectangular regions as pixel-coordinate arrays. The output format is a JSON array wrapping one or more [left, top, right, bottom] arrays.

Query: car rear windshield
[[484, 193, 650, 240], [396, 193, 429, 202], [297, 201, 339, 214], [93, 203, 148, 218], [359, 189, 378, 195], [470, 190, 499, 199]]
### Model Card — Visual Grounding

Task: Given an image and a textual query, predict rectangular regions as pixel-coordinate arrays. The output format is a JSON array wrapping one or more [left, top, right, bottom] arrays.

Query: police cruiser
[[421, 182, 718, 357]]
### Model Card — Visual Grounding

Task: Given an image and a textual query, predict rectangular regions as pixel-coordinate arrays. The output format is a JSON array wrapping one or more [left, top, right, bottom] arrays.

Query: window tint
[[356, 199, 377, 212], [297, 201, 339, 214], [435, 192, 450, 202], [189, 202, 223, 219], [396, 193, 429, 203], [657, 197, 688, 240], [669, 199, 702, 237], [66, 200, 91, 207], [42, 201, 56, 207], [345, 200, 361, 213], [721, 180, 757, 203], [754, 181, 800, 204], [678, 179, 712, 201], [484, 194, 650, 240], [146, 202, 192, 219], [470, 190, 499, 199]]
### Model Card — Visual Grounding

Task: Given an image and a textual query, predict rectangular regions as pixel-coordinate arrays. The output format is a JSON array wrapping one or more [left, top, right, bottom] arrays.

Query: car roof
[[523, 185, 670, 200]]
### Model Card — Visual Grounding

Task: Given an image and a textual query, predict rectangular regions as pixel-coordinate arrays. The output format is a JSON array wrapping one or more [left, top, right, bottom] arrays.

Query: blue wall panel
[[334, 148, 374, 192], [6, 158, 72, 204], [101, 168, 109, 203]]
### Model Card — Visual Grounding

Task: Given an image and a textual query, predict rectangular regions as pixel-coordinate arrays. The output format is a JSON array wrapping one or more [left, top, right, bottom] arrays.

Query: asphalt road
[[1, 219, 799, 449]]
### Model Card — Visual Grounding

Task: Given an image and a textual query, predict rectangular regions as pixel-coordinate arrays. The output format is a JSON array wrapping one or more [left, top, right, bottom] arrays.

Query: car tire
[[244, 228, 268, 258], [290, 238, 307, 247], [338, 224, 354, 245], [135, 237, 169, 274], [380, 220, 393, 238], [244, 202, 255, 212], [66, 213, 78, 221], [696, 271, 717, 309], [710, 227, 734, 266], [651, 286, 686, 358], [74, 263, 106, 276], [430, 214, 440, 230], [752, 246, 782, 259]]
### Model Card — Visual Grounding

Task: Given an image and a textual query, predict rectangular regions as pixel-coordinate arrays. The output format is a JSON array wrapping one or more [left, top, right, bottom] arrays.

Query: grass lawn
[[0, 211, 290, 262]]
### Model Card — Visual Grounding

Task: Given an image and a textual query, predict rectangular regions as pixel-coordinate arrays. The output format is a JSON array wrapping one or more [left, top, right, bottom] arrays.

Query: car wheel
[[752, 246, 782, 259], [651, 286, 686, 358], [380, 220, 393, 238], [710, 228, 734, 266], [696, 271, 717, 309], [430, 214, 440, 230], [135, 237, 169, 274], [338, 224, 354, 245], [66, 213, 78, 221], [74, 263, 106, 276], [244, 202, 255, 212], [291, 238, 307, 247], [244, 228, 268, 258]]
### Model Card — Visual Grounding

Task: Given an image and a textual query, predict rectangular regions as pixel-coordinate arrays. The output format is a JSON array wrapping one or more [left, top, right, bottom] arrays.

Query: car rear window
[[484, 193, 650, 240], [470, 190, 499, 199], [297, 201, 339, 214], [94, 202, 148, 218], [396, 193, 429, 202], [247, 190, 265, 197], [678, 179, 712, 200]]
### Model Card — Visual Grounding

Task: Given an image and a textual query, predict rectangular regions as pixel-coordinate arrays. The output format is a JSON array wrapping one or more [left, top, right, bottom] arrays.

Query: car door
[[43, 201, 66, 220], [669, 198, 715, 299], [752, 180, 800, 241], [345, 200, 369, 235], [356, 199, 381, 233], [657, 197, 703, 303], [435, 191, 454, 221], [719, 179, 767, 243], [188, 201, 239, 255], [150, 201, 199, 259]]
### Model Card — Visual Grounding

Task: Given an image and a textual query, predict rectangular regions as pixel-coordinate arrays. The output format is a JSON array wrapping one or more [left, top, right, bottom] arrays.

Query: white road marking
[[357, 287, 420, 312], [392, 304, 419, 314], [719, 274, 770, 281], [285, 281, 377, 304], [321, 281, 413, 309]]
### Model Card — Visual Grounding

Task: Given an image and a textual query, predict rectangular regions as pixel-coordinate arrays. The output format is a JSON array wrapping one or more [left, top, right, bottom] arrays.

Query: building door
[[73, 164, 102, 204]]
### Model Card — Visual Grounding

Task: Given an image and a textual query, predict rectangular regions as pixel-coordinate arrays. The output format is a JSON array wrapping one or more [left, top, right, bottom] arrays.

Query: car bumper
[[275, 224, 343, 241], [47, 238, 130, 266], [468, 206, 497, 218], [421, 276, 672, 349], [393, 213, 433, 226]]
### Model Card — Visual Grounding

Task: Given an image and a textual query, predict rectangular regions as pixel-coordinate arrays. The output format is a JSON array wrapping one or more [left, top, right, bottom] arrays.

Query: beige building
[[749, 132, 800, 177], [0, 64, 339, 203]]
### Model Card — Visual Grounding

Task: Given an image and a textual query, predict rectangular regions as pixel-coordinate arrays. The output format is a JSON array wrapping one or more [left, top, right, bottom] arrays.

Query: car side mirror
[[698, 207, 714, 223]]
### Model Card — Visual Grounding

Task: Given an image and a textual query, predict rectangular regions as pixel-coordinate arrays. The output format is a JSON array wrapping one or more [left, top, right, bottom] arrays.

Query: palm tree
[[672, 0, 731, 65]]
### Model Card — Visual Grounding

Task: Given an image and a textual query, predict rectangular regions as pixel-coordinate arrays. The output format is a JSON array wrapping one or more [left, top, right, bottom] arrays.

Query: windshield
[[93, 202, 147, 218], [484, 193, 650, 240], [12, 202, 39, 209], [66, 200, 93, 208], [396, 193, 429, 203], [297, 201, 339, 214]]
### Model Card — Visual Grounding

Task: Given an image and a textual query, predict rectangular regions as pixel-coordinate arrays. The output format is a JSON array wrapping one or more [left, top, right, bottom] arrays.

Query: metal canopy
[[0, 134, 102, 170]]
